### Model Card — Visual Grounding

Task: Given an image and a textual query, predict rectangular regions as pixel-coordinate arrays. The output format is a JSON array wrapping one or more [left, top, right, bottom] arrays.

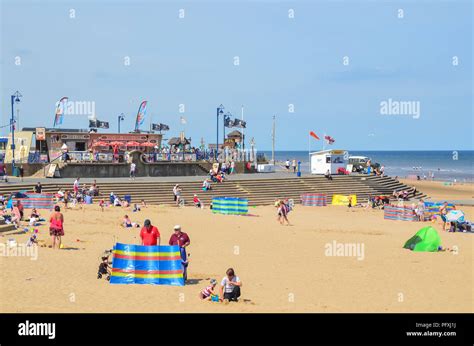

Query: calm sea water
[[260, 150, 474, 182]]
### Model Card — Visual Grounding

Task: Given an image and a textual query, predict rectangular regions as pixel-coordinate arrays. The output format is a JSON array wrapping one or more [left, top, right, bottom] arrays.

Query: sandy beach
[[1, 181, 472, 313], [399, 179, 473, 201]]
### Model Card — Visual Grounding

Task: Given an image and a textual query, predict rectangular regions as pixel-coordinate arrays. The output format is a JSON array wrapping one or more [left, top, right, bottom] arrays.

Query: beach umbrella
[[141, 142, 155, 147], [92, 141, 108, 147], [446, 210, 465, 223], [126, 141, 141, 147], [109, 141, 124, 146]]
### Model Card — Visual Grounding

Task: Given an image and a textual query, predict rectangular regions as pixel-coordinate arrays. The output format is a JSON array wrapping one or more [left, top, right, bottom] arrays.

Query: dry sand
[[399, 179, 473, 201], [1, 183, 472, 313]]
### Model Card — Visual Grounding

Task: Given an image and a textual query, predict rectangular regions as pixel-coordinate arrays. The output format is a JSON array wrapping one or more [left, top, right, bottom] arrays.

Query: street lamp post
[[118, 113, 125, 133], [10, 91, 22, 175], [216, 104, 224, 162]]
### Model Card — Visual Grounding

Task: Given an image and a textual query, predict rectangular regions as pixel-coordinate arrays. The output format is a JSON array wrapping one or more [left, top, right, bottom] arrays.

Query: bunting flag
[[89, 120, 110, 129], [134, 101, 148, 131], [110, 243, 185, 286], [324, 135, 335, 145], [53, 97, 68, 127], [152, 123, 170, 131], [224, 115, 234, 128], [309, 131, 320, 140], [233, 119, 247, 128]]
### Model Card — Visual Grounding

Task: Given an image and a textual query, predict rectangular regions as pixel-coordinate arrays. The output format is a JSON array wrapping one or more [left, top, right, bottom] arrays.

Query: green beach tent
[[403, 226, 441, 252]]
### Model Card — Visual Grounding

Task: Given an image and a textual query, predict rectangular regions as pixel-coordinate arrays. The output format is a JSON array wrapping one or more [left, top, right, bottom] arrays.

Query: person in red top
[[169, 225, 191, 281], [140, 219, 160, 246]]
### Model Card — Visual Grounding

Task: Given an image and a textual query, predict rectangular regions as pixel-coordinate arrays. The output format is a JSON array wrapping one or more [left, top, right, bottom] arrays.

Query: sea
[[260, 150, 474, 183]]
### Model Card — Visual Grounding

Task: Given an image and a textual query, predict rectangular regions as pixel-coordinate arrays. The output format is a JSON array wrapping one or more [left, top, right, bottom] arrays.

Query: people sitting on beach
[[133, 203, 141, 212], [89, 180, 99, 196], [202, 179, 212, 191], [199, 279, 218, 301], [141, 199, 147, 208], [28, 208, 41, 226], [220, 268, 242, 302], [113, 195, 122, 207], [122, 215, 139, 228], [30, 208, 40, 219], [56, 188, 65, 201], [215, 172, 224, 183], [324, 169, 333, 180], [193, 194, 202, 208]]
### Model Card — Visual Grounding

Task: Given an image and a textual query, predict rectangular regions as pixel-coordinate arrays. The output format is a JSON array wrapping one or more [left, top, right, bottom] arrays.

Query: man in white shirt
[[220, 268, 242, 302], [130, 162, 136, 180]]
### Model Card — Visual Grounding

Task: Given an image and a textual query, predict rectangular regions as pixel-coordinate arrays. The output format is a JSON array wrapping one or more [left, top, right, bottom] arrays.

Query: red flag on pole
[[309, 131, 320, 140]]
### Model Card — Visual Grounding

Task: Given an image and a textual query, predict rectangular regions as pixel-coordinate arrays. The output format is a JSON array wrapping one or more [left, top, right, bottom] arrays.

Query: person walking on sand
[[140, 219, 160, 246], [169, 225, 190, 281], [276, 200, 290, 226], [49, 206, 64, 249], [220, 268, 242, 302], [292, 159, 297, 173], [285, 159, 290, 171]]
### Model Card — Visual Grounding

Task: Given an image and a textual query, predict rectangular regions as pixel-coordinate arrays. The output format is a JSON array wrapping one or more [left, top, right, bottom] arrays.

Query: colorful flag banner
[[324, 135, 335, 145], [53, 97, 68, 127], [110, 243, 184, 286], [134, 101, 148, 131], [309, 131, 320, 140]]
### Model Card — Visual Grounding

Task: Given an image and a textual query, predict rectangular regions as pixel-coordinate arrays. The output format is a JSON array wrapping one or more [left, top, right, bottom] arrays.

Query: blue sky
[[1, 0, 472, 150]]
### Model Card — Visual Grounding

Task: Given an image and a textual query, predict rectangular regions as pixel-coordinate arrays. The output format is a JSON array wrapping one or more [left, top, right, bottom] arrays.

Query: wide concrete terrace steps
[[0, 175, 424, 206]]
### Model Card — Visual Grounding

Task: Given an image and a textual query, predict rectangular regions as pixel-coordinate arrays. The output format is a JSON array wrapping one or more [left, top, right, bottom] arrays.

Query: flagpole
[[241, 105, 245, 156], [308, 132, 311, 173]]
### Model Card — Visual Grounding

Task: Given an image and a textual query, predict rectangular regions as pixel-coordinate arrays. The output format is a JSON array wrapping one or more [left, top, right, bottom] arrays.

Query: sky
[[0, 0, 472, 151]]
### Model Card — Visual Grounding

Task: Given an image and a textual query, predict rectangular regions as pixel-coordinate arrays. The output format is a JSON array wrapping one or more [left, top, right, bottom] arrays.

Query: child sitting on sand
[[99, 199, 105, 212], [199, 279, 218, 301], [141, 199, 147, 208]]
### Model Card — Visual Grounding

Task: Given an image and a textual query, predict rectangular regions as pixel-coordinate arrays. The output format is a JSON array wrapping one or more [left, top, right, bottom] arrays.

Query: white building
[[310, 149, 348, 175]]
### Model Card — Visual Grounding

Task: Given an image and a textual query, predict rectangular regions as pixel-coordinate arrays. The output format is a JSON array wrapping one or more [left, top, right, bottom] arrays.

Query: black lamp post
[[216, 104, 224, 161], [118, 113, 125, 133], [10, 91, 22, 175]]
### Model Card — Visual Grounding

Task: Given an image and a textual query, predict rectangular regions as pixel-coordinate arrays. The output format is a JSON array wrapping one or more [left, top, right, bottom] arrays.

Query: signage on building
[[36, 128, 46, 141]]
